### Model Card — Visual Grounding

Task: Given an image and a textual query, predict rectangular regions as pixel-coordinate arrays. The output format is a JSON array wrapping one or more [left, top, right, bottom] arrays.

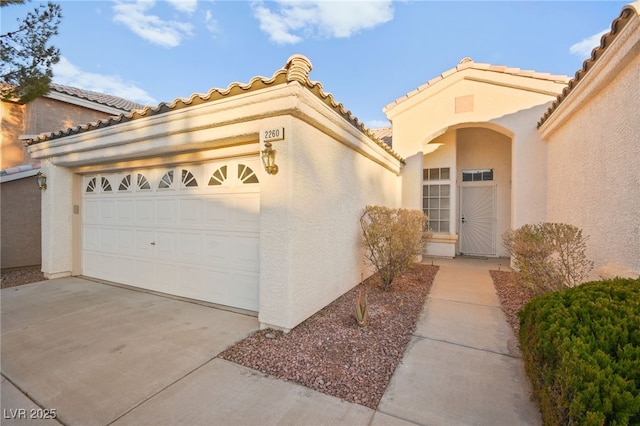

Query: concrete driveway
[[1, 277, 260, 425]]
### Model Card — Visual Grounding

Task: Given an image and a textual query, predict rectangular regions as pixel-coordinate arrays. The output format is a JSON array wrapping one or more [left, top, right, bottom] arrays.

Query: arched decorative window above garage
[[208, 166, 228, 186], [158, 170, 174, 189], [101, 177, 112, 192], [86, 177, 97, 193], [137, 174, 151, 190], [238, 164, 259, 184], [119, 174, 131, 191], [181, 169, 198, 187]]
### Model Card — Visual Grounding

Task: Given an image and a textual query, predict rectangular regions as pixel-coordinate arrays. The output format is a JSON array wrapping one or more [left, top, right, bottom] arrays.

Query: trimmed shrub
[[360, 206, 430, 291], [519, 278, 640, 425], [503, 222, 593, 295]]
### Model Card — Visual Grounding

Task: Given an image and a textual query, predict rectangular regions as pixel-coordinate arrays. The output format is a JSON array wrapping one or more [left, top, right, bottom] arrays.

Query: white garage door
[[82, 159, 260, 311]]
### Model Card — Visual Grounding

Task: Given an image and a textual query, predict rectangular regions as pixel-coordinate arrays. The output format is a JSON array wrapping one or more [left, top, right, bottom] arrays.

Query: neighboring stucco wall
[[541, 11, 640, 279], [24, 97, 116, 136], [1, 177, 41, 269], [1, 101, 27, 169]]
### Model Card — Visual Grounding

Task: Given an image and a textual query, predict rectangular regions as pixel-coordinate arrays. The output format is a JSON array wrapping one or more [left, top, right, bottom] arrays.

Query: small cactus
[[355, 289, 369, 328]]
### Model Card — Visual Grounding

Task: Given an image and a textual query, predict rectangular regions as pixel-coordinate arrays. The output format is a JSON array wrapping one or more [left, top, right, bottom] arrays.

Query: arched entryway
[[422, 123, 512, 257]]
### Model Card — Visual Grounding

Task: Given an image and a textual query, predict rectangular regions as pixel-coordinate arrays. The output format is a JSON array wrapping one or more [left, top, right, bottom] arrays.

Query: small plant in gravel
[[354, 289, 369, 328], [360, 205, 430, 291], [502, 222, 593, 295]]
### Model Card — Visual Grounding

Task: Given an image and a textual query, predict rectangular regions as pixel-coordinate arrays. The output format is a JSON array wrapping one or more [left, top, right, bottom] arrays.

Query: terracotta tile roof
[[29, 55, 404, 164], [49, 83, 146, 112], [0, 162, 41, 177], [371, 127, 392, 147], [384, 57, 570, 113], [537, 1, 640, 127]]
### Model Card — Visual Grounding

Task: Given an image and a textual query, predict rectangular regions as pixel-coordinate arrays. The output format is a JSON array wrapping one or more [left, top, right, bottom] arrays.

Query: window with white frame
[[423, 167, 451, 233]]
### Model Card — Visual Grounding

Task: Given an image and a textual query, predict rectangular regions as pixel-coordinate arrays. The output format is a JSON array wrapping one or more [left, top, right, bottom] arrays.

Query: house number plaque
[[264, 127, 285, 142]]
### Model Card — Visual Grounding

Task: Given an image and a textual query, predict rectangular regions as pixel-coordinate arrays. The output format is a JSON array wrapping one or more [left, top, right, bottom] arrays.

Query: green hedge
[[519, 278, 640, 425]]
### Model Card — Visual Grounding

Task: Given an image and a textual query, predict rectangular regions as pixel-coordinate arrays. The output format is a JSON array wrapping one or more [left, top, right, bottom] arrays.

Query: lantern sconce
[[261, 141, 279, 175], [35, 171, 47, 190]]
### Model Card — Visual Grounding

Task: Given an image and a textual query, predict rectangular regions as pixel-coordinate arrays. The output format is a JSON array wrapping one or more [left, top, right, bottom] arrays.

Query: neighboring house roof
[[27, 55, 404, 163], [537, 1, 640, 127], [47, 83, 147, 114], [383, 57, 570, 114], [0, 162, 41, 183], [371, 127, 392, 146]]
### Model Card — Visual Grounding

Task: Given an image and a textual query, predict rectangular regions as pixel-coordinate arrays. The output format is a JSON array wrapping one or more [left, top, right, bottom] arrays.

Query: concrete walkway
[[1, 258, 541, 425], [377, 257, 541, 425]]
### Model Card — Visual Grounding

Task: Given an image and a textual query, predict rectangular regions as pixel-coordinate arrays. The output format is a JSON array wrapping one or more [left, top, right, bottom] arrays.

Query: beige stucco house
[[1, 85, 144, 269], [28, 2, 639, 331]]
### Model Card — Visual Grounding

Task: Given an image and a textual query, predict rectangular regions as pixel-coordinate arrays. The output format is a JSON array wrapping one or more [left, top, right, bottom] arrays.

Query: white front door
[[459, 185, 496, 256], [82, 159, 261, 311]]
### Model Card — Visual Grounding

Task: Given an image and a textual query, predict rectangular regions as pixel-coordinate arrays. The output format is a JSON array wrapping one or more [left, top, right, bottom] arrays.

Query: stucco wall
[[1, 177, 41, 269], [542, 19, 640, 278], [259, 115, 401, 330], [387, 67, 566, 252]]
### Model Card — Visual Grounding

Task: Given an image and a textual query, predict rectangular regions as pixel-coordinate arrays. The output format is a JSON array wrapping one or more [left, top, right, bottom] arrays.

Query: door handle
[[461, 216, 466, 224], [150, 242, 156, 246]]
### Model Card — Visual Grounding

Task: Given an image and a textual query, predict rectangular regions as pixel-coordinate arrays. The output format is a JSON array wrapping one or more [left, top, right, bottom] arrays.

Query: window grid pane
[[423, 183, 450, 234]]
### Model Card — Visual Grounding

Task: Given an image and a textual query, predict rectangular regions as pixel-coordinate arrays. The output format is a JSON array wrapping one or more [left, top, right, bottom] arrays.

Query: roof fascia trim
[[538, 2, 640, 128], [539, 11, 640, 138]]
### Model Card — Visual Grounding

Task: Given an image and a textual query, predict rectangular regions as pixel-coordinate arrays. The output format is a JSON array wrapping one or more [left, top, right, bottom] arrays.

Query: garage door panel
[[204, 197, 231, 228], [83, 252, 100, 277], [100, 200, 116, 223], [229, 271, 260, 311], [99, 254, 116, 279], [156, 262, 179, 292], [83, 226, 100, 250], [136, 200, 155, 224], [135, 230, 156, 257], [156, 199, 177, 226], [203, 233, 231, 266], [83, 200, 99, 224], [233, 235, 260, 272], [117, 200, 134, 224], [178, 233, 202, 263], [233, 195, 260, 229], [180, 199, 204, 226], [156, 231, 178, 259], [134, 259, 155, 287], [116, 229, 135, 253], [82, 161, 260, 312]]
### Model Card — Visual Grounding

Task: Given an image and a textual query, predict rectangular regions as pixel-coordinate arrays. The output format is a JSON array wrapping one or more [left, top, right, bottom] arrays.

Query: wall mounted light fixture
[[261, 141, 279, 175], [35, 171, 47, 190]]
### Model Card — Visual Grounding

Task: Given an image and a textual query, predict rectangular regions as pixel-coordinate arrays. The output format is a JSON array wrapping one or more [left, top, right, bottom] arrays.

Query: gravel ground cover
[[490, 270, 536, 337], [220, 264, 438, 409], [1, 266, 45, 289]]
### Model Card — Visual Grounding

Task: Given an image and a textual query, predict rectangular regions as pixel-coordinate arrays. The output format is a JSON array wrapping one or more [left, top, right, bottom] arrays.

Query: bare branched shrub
[[360, 206, 431, 291], [503, 223, 594, 295]]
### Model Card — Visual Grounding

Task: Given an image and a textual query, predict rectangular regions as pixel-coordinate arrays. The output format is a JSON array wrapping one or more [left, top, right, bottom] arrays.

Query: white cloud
[[112, 0, 194, 48], [167, 0, 197, 14], [52, 56, 158, 106], [205, 10, 218, 33], [252, 0, 394, 45], [569, 29, 608, 58], [366, 119, 390, 129]]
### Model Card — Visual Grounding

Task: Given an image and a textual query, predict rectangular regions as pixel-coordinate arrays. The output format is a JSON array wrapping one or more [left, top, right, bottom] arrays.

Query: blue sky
[[2, 1, 629, 128]]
